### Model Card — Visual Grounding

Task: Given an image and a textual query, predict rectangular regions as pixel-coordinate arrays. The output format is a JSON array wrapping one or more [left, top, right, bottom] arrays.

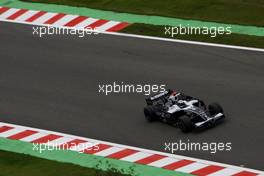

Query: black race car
[[144, 89, 225, 132]]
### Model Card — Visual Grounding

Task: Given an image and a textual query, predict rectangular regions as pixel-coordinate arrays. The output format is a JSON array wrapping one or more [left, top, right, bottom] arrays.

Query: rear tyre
[[179, 116, 194, 133], [208, 103, 223, 116], [144, 106, 156, 122]]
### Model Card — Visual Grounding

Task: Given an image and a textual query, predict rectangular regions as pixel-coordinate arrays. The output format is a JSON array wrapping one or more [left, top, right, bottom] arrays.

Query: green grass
[[121, 23, 264, 48], [20, 0, 264, 48], [0, 150, 128, 176], [22, 0, 264, 26]]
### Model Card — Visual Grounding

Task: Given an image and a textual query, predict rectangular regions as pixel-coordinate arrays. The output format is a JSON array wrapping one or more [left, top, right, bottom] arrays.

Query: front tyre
[[208, 103, 223, 116], [179, 116, 194, 133], [144, 106, 156, 122]]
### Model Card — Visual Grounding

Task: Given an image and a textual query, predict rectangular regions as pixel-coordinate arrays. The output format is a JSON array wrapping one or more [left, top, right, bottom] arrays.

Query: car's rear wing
[[145, 89, 173, 105]]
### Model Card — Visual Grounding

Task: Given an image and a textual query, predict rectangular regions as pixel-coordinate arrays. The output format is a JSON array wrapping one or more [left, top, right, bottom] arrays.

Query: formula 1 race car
[[143, 89, 225, 132]]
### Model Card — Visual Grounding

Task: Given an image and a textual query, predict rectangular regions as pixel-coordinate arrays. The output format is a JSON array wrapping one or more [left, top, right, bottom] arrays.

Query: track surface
[[0, 22, 264, 170]]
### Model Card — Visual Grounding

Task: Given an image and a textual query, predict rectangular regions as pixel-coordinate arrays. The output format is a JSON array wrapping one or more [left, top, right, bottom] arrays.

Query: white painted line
[[175, 162, 208, 173], [105, 31, 264, 52], [148, 157, 180, 167]]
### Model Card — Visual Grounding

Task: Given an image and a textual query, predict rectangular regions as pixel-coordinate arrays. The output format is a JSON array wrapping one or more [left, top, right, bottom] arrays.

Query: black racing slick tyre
[[144, 106, 156, 122], [179, 116, 194, 133], [208, 103, 223, 116]]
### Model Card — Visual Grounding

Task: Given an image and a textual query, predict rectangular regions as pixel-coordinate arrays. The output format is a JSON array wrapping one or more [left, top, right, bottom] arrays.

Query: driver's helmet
[[169, 91, 177, 101]]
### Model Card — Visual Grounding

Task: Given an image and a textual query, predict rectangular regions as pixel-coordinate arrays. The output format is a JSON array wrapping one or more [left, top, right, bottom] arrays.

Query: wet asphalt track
[[0, 21, 264, 170]]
